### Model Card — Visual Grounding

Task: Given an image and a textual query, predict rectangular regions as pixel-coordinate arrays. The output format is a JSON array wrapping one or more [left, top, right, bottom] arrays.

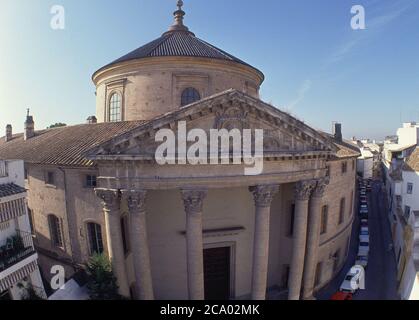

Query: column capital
[[121, 189, 148, 215], [95, 188, 120, 212], [181, 189, 207, 215], [249, 185, 280, 208], [312, 177, 330, 198], [294, 180, 316, 201]]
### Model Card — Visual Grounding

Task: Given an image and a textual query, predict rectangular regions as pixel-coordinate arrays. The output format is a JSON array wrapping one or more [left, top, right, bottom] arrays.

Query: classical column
[[249, 184, 280, 300], [288, 180, 316, 300], [181, 189, 207, 300], [122, 189, 154, 300], [95, 188, 130, 297], [302, 178, 329, 300]]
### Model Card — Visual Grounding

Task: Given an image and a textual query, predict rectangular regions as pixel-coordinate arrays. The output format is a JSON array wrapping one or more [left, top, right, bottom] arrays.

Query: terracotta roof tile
[[0, 121, 145, 167], [95, 31, 263, 78], [403, 147, 419, 172]]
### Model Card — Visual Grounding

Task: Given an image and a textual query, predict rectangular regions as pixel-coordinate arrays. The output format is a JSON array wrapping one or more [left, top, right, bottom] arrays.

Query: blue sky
[[0, 0, 418, 140]]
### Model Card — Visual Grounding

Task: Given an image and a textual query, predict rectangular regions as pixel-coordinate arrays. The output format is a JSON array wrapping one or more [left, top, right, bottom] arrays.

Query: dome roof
[[94, 1, 263, 79]]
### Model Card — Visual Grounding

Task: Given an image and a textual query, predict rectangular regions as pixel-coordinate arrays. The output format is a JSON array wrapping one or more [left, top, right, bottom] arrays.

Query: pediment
[[86, 89, 337, 160]]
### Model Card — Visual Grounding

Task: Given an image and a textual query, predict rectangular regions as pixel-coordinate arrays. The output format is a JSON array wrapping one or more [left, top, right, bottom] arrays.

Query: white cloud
[[286, 79, 312, 110]]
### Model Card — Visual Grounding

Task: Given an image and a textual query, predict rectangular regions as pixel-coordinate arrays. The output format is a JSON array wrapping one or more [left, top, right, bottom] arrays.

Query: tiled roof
[[0, 121, 145, 167], [0, 183, 26, 198], [403, 147, 419, 172], [320, 133, 360, 159], [95, 31, 262, 77]]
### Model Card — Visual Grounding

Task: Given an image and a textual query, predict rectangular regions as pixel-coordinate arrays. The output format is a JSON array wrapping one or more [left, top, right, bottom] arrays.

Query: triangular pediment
[[86, 89, 337, 160]]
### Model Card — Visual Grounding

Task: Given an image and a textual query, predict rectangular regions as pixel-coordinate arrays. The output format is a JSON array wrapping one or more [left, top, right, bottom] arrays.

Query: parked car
[[358, 241, 370, 256], [360, 229, 369, 237], [361, 226, 369, 233], [340, 267, 365, 293], [330, 292, 353, 300], [359, 234, 370, 243], [355, 256, 368, 268]]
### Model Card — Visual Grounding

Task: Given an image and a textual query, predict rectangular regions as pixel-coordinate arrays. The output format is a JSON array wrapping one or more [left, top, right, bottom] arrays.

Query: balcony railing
[[0, 230, 36, 273]]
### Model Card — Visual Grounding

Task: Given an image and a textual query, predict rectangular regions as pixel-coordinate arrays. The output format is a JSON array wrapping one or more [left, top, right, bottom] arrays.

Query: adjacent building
[[382, 122, 419, 300], [0, 159, 46, 300], [0, 2, 360, 300]]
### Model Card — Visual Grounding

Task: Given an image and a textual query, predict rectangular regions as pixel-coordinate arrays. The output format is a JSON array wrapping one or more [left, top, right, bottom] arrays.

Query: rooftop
[[403, 147, 419, 172], [0, 183, 26, 198], [0, 121, 145, 167], [93, 1, 263, 79]]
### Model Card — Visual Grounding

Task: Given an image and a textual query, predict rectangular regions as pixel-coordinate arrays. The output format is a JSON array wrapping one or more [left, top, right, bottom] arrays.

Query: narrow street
[[316, 179, 399, 300]]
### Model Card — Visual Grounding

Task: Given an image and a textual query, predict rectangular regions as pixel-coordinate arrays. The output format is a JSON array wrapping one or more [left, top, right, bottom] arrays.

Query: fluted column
[[288, 180, 316, 300], [122, 189, 154, 300], [302, 178, 329, 300], [95, 188, 130, 297], [182, 189, 207, 300], [249, 184, 280, 300]]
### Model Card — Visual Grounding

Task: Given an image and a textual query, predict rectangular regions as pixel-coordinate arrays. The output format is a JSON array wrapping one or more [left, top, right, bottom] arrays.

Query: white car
[[359, 234, 370, 243], [340, 266, 365, 293], [361, 226, 369, 233], [355, 256, 368, 268], [358, 241, 370, 256]]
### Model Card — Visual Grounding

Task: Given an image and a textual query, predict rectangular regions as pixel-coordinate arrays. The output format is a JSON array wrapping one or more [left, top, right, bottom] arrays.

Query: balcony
[[0, 230, 36, 273]]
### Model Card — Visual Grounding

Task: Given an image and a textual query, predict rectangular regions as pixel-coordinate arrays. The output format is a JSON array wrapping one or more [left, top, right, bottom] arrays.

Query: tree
[[86, 253, 121, 300], [47, 123, 67, 129]]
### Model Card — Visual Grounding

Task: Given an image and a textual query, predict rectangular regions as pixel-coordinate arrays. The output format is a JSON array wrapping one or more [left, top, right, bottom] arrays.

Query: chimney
[[5, 124, 12, 142], [24, 109, 35, 140], [333, 122, 342, 142], [86, 116, 97, 124]]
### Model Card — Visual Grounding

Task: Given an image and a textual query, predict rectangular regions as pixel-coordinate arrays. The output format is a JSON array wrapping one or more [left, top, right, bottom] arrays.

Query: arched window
[[48, 214, 63, 248], [109, 93, 122, 122], [87, 222, 104, 255], [181, 88, 201, 106]]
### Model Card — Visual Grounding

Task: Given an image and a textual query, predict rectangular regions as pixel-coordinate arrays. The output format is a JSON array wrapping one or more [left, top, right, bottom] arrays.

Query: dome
[[93, 1, 263, 80], [93, 1, 265, 122]]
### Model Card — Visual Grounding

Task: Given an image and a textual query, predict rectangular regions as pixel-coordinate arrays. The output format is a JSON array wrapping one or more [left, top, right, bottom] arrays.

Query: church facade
[[0, 2, 359, 300]]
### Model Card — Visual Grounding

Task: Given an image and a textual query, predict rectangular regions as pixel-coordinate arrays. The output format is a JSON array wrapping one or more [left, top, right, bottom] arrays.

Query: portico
[[94, 172, 329, 300]]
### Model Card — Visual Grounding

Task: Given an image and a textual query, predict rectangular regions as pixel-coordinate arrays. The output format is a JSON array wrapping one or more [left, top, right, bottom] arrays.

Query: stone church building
[[0, 2, 359, 300]]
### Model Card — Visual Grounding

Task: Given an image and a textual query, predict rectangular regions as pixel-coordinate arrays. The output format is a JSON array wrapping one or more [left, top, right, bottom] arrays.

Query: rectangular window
[[121, 216, 130, 255], [341, 162, 348, 174], [326, 165, 331, 177], [289, 204, 295, 237], [352, 159, 356, 171], [46, 171, 55, 185], [350, 191, 354, 217], [339, 198, 346, 225], [24, 168, 28, 180], [407, 183, 413, 195], [320, 205, 328, 235], [49, 215, 63, 248], [87, 223, 104, 255], [86, 175, 97, 188], [404, 206, 411, 220]]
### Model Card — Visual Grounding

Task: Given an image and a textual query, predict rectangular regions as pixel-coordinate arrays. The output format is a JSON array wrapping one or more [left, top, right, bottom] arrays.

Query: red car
[[330, 292, 353, 300]]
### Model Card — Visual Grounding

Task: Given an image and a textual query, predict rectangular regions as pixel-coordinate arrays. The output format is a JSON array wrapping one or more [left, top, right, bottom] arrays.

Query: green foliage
[[86, 253, 122, 300], [17, 282, 45, 300], [47, 123, 67, 129]]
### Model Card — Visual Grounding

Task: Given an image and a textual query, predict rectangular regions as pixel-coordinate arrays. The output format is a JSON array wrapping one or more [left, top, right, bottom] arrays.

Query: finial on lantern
[[164, 0, 193, 35]]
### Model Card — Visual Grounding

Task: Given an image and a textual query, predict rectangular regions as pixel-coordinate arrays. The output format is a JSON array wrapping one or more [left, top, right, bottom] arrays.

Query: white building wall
[[396, 123, 419, 147]]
